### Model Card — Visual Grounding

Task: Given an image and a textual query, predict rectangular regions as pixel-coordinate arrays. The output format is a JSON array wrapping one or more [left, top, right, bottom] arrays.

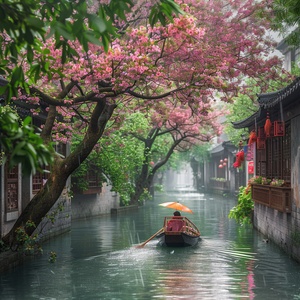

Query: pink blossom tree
[[3, 0, 289, 246], [90, 98, 222, 204], [126, 99, 222, 203], [0, 0, 182, 173]]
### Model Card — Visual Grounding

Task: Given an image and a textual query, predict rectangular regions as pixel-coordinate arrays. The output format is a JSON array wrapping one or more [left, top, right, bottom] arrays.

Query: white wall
[[72, 183, 120, 219]]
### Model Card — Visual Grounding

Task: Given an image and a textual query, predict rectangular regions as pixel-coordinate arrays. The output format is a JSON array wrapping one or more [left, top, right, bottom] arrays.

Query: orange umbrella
[[159, 202, 194, 214]]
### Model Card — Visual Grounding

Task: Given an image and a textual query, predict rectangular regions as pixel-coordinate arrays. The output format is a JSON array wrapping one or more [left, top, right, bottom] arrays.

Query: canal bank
[[0, 251, 24, 274]]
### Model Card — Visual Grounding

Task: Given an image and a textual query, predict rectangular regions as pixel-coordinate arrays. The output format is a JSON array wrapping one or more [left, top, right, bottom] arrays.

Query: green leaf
[[27, 45, 34, 63], [163, 0, 184, 15], [26, 154, 36, 175], [42, 48, 51, 55], [149, 6, 159, 27], [11, 67, 22, 86], [55, 22, 74, 41], [25, 143, 38, 158], [0, 85, 7, 96], [72, 19, 85, 35], [28, 64, 41, 83], [88, 14, 107, 33], [25, 28, 35, 45], [7, 84, 13, 101], [83, 31, 103, 46], [11, 141, 26, 157], [25, 16, 45, 30], [102, 33, 110, 52], [23, 116, 32, 126]]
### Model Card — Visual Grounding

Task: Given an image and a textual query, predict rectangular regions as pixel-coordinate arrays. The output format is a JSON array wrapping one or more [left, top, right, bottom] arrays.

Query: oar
[[136, 228, 164, 248]]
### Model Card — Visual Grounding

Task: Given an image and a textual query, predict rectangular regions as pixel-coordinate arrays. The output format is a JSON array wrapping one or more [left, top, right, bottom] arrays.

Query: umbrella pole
[[136, 228, 164, 248]]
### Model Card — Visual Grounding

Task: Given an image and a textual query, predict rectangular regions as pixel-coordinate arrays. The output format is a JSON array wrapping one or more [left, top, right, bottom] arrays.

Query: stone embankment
[[0, 251, 26, 273]]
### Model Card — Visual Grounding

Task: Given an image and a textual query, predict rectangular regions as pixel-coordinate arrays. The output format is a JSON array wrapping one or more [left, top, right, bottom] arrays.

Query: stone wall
[[35, 191, 72, 242], [253, 203, 300, 262], [0, 185, 119, 274], [72, 183, 119, 219]]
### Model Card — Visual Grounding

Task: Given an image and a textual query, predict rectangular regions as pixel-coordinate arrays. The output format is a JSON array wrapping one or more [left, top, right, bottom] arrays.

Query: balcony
[[251, 184, 291, 213]]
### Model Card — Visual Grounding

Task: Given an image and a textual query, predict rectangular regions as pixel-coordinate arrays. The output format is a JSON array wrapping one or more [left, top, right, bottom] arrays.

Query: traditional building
[[203, 141, 240, 195], [0, 76, 72, 240], [233, 76, 300, 262]]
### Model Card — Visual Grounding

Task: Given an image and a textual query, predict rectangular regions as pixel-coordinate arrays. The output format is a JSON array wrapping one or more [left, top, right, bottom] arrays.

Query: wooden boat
[[156, 216, 201, 247]]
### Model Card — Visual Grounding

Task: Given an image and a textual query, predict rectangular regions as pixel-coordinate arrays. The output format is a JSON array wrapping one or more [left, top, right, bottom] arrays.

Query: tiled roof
[[257, 77, 300, 109], [231, 109, 261, 129], [232, 77, 300, 129]]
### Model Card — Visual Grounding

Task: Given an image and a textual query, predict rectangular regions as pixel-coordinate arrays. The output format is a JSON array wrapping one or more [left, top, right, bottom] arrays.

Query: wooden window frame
[[4, 164, 20, 221], [256, 123, 291, 183]]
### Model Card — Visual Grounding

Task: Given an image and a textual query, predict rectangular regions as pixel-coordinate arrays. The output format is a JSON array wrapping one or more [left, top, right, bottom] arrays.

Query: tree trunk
[[131, 173, 154, 204], [2, 101, 116, 248], [130, 133, 184, 204]]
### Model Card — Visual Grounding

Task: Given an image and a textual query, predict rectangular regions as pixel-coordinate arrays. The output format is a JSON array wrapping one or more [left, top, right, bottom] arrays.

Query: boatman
[[173, 211, 181, 217], [167, 211, 184, 231]]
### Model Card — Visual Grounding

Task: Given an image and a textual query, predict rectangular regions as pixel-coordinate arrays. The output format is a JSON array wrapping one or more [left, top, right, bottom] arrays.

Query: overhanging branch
[[125, 87, 184, 100]]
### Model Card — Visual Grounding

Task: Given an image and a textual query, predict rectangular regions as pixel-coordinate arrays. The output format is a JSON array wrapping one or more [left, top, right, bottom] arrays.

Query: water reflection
[[1, 192, 300, 299]]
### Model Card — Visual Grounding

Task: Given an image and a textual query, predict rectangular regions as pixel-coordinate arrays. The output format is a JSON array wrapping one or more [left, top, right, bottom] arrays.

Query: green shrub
[[228, 185, 254, 225]]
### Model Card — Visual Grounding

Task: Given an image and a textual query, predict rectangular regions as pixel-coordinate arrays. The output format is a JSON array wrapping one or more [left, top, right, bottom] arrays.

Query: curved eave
[[210, 143, 224, 155], [277, 39, 287, 52], [222, 141, 237, 153], [232, 110, 261, 129], [257, 77, 300, 109], [233, 76, 300, 129]]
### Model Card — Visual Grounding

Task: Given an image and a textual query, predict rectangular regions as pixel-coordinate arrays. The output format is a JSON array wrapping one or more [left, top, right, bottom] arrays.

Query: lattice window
[[55, 143, 67, 158], [32, 167, 50, 194], [31, 143, 64, 195], [270, 137, 282, 178], [282, 124, 291, 182], [266, 138, 272, 177], [256, 149, 266, 177], [74, 168, 103, 194], [5, 164, 19, 212], [256, 123, 291, 183], [87, 169, 101, 189]]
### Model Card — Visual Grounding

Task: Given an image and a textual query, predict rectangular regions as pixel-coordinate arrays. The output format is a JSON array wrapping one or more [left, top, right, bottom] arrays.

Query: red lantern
[[238, 150, 245, 162], [219, 164, 223, 168], [248, 130, 257, 146], [233, 150, 245, 168], [264, 113, 272, 137]]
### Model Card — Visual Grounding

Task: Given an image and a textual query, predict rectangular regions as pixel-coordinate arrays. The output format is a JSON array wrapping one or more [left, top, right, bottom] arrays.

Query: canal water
[[1, 191, 300, 299]]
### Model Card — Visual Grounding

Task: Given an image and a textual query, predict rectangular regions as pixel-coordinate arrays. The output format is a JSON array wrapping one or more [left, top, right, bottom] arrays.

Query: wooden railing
[[251, 184, 292, 213]]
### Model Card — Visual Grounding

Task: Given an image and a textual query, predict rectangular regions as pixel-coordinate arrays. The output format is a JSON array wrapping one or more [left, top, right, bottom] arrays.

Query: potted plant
[[270, 178, 285, 187]]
